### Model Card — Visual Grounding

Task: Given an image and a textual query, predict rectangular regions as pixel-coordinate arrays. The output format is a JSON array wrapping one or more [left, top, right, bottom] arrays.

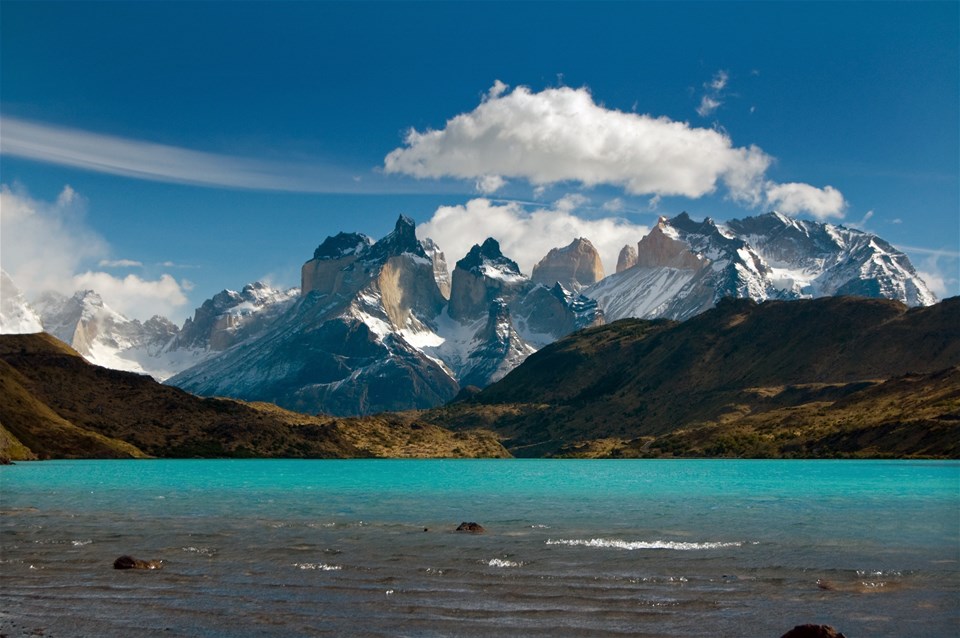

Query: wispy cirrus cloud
[[98, 258, 144, 268], [696, 69, 729, 117], [0, 116, 408, 194]]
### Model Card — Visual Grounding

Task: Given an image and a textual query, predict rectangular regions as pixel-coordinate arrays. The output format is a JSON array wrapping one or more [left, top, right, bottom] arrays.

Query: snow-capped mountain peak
[[587, 211, 936, 322], [0, 270, 44, 334]]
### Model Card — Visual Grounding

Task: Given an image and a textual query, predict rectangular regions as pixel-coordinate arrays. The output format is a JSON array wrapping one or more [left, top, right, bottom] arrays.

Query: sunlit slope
[[0, 333, 508, 460]]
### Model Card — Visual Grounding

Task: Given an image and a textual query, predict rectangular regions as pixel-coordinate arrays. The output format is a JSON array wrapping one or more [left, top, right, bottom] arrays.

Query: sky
[[1, 1, 957, 323]]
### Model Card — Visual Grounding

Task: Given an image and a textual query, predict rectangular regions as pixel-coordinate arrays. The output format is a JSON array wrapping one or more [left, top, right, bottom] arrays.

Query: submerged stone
[[455, 522, 486, 533], [113, 555, 163, 570]]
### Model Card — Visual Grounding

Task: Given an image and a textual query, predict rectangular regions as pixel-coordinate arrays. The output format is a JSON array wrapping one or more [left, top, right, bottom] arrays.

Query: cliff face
[[634, 218, 706, 270], [176, 282, 298, 352], [378, 253, 446, 332], [420, 238, 451, 299], [172, 216, 457, 416], [616, 245, 638, 273], [448, 238, 527, 322], [531, 237, 605, 291], [458, 299, 535, 388], [301, 232, 373, 297]]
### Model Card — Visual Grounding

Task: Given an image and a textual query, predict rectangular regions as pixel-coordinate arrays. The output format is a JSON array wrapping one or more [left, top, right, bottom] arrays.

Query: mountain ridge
[[421, 295, 959, 457], [0, 332, 508, 461], [2, 210, 939, 417]]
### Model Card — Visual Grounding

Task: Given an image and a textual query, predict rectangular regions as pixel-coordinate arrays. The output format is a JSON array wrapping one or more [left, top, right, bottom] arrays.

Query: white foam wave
[[487, 558, 522, 568], [71, 540, 92, 546], [546, 538, 743, 551], [294, 562, 342, 571]]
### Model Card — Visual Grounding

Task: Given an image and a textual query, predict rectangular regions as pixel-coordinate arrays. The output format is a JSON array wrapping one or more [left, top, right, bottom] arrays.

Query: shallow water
[[1, 459, 958, 636]]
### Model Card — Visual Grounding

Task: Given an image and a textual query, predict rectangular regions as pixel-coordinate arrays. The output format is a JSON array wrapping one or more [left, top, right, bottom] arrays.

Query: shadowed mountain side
[[0, 333, 508, 460], [421, 296, 960, 457], [0, 359, 148, 460]]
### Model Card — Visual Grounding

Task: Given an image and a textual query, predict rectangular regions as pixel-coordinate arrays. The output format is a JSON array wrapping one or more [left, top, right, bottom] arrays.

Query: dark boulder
[[455, 522, 485, 533], [781, 625, 846, 638], [113, 555, 163, 570]]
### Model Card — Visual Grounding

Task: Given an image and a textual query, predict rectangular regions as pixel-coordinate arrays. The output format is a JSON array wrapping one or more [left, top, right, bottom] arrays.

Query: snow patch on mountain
[[0, 270, 44, 334], [586, 212, 935, 321]]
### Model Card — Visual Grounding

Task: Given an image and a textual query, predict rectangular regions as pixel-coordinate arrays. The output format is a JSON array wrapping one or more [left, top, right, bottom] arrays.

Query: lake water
[[1, 460, 957, 637]]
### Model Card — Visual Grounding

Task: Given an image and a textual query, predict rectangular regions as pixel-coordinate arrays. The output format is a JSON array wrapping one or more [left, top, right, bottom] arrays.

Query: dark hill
[[423, 296, 960, 457], [0, 333, 508, 461]]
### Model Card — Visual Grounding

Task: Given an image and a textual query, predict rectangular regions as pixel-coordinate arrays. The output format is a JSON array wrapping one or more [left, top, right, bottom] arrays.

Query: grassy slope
[[423, 297, 960, 458], [0, 359, 148, 460], [0, 333, 508, 460]]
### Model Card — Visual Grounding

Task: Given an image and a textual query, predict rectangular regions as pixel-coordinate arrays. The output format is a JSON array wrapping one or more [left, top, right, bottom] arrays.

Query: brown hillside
[[0, 333, 508, 460], [0, 359, 148, 460], [425, 296, 960, 457]]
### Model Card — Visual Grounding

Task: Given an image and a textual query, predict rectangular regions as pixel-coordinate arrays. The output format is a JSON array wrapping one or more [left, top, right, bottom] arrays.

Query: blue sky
[[1, 1, 957, 322]]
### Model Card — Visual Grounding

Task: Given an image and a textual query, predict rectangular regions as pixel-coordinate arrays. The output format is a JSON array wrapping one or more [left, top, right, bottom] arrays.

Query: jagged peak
[[480, 237, 503, 257], [666, 211, 721, 236], [312, 231, 373, 261], [365, 214, 428, 263], [455, 237, 522, 276], [555, 237, 595, 252], [419, 237, 441, 252], [72, 289, 105, 306], [616, 244, 638, 273], [549, 281, 572, 301]]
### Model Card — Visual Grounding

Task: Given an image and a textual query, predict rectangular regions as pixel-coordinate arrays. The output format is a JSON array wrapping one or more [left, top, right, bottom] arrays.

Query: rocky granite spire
[[531, 237, 605, 292], [616, 244, 638, 273], [449, 238, 526, 322]]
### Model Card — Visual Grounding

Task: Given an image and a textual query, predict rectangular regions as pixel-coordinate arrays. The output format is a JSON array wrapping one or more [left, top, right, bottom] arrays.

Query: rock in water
[[113, 555, 163, 570], [455, 522, 485, 533], [780, 625, 846, 638]]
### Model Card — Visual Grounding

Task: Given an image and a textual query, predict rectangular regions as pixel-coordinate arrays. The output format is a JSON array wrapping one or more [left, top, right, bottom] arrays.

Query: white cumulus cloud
[[416, 197, 649, 277], [385, 82, 845, 220], [765, 182, 847, 220], [0, 184, 191, 321], [385, 82, 774, 202]]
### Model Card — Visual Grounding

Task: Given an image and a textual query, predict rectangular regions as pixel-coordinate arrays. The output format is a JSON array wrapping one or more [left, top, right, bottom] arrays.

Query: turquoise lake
[[1, 459, 958, 636]]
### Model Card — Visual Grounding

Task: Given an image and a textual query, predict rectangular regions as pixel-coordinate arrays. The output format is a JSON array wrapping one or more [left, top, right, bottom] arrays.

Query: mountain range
[[0, 210, 937, 416], [3, 296, 956, 461]]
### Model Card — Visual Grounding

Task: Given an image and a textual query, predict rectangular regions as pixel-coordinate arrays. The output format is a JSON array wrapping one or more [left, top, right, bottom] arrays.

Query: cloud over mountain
[[385, 82, 847, 219], [765, 182, 846, 219], [0, 184, 189, 321], [416, 197, 649, 276]]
